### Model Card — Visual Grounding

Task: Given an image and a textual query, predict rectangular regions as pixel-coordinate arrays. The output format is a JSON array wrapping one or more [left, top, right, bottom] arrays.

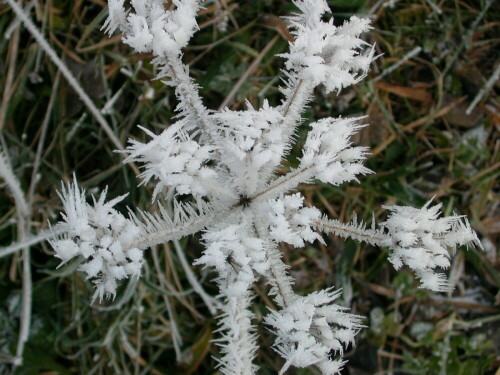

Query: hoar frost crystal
[[50, 0, 481, 374]]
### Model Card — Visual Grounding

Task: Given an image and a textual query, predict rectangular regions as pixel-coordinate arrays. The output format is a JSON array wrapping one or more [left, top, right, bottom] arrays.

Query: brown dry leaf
[[454, 61, 485, 93], [182, 324, 213, 374], [482, 216, 500, 234], [442, 94, 484, 128], [366, 282, 396, 298], [198, 0, 232, 15], [485, 103, 500, 125], [258, 15, 293, 41], [375, 80, 432, 102]]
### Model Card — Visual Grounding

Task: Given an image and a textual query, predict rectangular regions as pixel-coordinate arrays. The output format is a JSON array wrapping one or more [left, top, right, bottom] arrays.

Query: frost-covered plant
[[49, 1, 481, 374]]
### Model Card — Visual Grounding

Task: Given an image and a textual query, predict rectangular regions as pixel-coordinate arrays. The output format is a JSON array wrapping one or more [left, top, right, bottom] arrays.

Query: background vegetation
[[0, 0, 498, 374]]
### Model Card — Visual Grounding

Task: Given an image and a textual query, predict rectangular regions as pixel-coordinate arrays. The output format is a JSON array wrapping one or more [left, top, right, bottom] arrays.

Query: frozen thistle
[[48, 0, 482, 374]]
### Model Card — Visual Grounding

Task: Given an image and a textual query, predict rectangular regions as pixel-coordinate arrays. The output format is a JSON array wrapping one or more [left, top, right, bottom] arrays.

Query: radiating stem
[[252, 165, 316, 203], [253, 215, 296, 307]]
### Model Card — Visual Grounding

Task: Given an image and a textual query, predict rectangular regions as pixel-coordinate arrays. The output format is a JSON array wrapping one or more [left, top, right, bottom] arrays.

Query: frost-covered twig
[[129, 201, 231, 250], [315, 215, 385, 246], [213, 292, 258, 375], [318, 200, 481, 292]]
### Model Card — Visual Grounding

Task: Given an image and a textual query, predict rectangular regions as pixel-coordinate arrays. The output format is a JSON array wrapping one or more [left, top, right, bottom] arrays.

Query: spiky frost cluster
[[124, 122, 217, 200], [301, 116, 371, 185], [104, 0, 200, 56], [214, 101, 286, 196], [264, 193, 324, 248], [50, 181, 143, 302], [195, 215, 268, 297], [49, 0, 482, 374], [380, 201, 481, 292], [281, 1, 375, 93], [265, 289, 363, 375]]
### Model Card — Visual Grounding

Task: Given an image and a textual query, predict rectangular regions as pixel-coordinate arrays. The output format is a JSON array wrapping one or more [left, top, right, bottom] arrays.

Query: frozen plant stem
[[46, 1, 482, 374], [172, 238, 222, 314], [0, 148, 31, 366]]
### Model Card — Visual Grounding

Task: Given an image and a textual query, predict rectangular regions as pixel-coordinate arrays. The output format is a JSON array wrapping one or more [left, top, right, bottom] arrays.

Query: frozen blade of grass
[[466, 62, 500, 115], [0, 226, 67, 259], [65, 113, 88, 142], [424, 0, 442, 15], [27, 73, 60, 205], [372, 47, 422, 83], [383, 0, 402, 9], [367, 0, 384, 15], [13, 219, 31, 368], [172, 239, 222, 314], [0, 144, 32, 366], [101, 84, 126, 115], [0, 148, 29, 217]]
